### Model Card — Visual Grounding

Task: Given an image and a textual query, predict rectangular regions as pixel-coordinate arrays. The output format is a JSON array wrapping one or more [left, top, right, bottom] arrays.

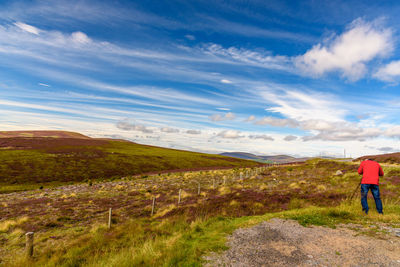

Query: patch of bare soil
[[205, 218, 400, 267]]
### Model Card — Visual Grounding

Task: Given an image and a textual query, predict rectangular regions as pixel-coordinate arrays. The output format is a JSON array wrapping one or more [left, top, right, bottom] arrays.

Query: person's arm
[[379, 164, 384, 176], [358, 162, 364, 175]]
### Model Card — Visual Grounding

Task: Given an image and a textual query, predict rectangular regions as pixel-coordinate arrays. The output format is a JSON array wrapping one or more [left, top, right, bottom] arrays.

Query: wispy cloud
[[220, 79, 232, 84], [14, 21, 40, 35], [38, 83, 51, 87], [204, 44, 290, 71]]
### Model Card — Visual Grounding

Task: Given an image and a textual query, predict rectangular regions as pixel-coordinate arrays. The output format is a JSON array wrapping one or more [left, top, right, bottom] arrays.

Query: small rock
[[335, 170, 343, 176], [308, 255, 314, 259]]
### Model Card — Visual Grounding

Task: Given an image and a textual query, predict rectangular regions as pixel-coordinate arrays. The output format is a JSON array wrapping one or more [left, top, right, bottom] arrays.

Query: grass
[[6, 201, 399, 267], [0, 139, 258, 190], [1, 159, 400, 266]]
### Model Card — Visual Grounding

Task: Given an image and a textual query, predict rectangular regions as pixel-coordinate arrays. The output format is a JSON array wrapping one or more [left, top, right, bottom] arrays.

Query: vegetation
[[0, 137, 258, 191], [1, 159, 399, 266], [357, 152, 400, 164]]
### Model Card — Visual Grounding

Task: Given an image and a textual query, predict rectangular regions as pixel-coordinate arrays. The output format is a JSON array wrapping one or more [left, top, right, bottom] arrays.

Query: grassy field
[[0, 137, 259, 193], [1, 159, 399, 266]]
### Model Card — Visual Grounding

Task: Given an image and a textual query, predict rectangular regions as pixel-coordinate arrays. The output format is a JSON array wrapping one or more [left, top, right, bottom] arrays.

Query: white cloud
[[284, 135, 297, 141], [216, 130, 244, 139], [209, 112, 236, 122], [216, 108, 230, 111], [255, 116, 299, 128], [71, 31, 91, 44], [160, 127, 179, 133], [384, 125, 400, 138], [376, 147, 396, 152], [186, 129, 201, 135], [302, 126, 382, 142], [374, 60, 400, 82], [185, 34, 195, 40], [14, 22, 40, 35], [248, 134, 274, 141], [38, 83, 50, 87], [295, 19, 393, 81], [245, 115, 256, 122], [116, 120, 153, 133], [220, 79, 232, 84]]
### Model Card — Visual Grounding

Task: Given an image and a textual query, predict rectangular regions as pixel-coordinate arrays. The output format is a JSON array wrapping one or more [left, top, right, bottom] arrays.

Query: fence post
[[108, 208, 112, 229], [213, 179, 215, 189], [178, 189, 182, 204], [197, 181, 201, 195], [151, 197, 156, 216], [26, 232, 34, 258], [223, 176, 226, 185]]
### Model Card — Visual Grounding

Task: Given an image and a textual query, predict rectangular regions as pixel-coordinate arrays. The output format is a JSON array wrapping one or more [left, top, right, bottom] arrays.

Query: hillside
[[357, 152, 400, 164], [0, 130, 91, 139], [220, 152, 304, 163], [0, 131, 259, 189]]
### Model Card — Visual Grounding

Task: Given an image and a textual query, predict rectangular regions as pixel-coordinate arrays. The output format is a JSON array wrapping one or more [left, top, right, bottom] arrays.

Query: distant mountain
[[220, 152, 305, 163]]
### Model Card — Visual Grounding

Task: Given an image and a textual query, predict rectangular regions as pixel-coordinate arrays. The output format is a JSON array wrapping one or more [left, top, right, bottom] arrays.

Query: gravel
[[205, 218, 400, 267]]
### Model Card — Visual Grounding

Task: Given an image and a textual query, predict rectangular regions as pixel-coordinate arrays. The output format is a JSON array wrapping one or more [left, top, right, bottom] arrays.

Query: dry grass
[[1, 159, 399, 266]]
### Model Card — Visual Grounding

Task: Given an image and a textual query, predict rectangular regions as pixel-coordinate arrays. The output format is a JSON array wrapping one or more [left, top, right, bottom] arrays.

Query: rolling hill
[[220, 152, 307, 163], [356, 152, 400, 164], [0, 131, 259, 188]]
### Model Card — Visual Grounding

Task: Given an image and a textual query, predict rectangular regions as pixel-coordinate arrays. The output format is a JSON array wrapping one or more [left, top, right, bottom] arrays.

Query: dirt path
[[205, 219, 400, 267]]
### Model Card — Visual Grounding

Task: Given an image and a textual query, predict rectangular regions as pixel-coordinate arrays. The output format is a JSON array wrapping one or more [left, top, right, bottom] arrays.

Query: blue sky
[[1, 0, 400, 157]]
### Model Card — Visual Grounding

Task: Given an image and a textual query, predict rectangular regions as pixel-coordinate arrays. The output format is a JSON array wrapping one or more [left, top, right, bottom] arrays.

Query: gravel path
[[205, 218, 400, 267]]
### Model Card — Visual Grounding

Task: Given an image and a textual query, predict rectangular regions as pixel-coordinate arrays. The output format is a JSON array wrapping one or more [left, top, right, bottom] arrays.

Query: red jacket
[[358, 160, 384, 185]]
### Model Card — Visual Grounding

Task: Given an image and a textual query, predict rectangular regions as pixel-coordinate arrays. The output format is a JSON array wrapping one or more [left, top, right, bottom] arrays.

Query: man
[[357, 159, 384, 214]]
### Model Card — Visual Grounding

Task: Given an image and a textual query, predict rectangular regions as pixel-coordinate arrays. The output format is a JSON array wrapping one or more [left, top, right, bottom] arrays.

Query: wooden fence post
[[178, 189, 182, 204], [197, 182, 201, 195], [108, 208, 112, 229], [151, 197, 156, 216], [26, 232, 34, 258], [212, 179, 215, 189]]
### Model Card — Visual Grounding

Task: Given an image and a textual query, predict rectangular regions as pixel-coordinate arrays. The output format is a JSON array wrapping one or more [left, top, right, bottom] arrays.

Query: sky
[[1, 0, 400, 157]]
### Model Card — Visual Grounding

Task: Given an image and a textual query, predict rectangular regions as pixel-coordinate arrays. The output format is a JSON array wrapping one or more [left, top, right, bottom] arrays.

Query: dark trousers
[[361, 184, 383, 214]]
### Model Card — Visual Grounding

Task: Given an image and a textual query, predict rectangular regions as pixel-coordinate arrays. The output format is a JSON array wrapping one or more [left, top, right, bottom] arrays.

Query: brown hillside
[[0, 137, 109, 150], [0, 130, 90, 139], [356, 152, 400, 164]]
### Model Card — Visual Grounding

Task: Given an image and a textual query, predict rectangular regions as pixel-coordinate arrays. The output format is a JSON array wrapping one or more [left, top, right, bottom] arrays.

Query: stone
[[335, 170, 343, 176]]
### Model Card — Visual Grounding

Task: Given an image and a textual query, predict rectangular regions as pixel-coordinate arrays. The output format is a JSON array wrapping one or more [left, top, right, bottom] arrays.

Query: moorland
[[0, 131, 400, 266]]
